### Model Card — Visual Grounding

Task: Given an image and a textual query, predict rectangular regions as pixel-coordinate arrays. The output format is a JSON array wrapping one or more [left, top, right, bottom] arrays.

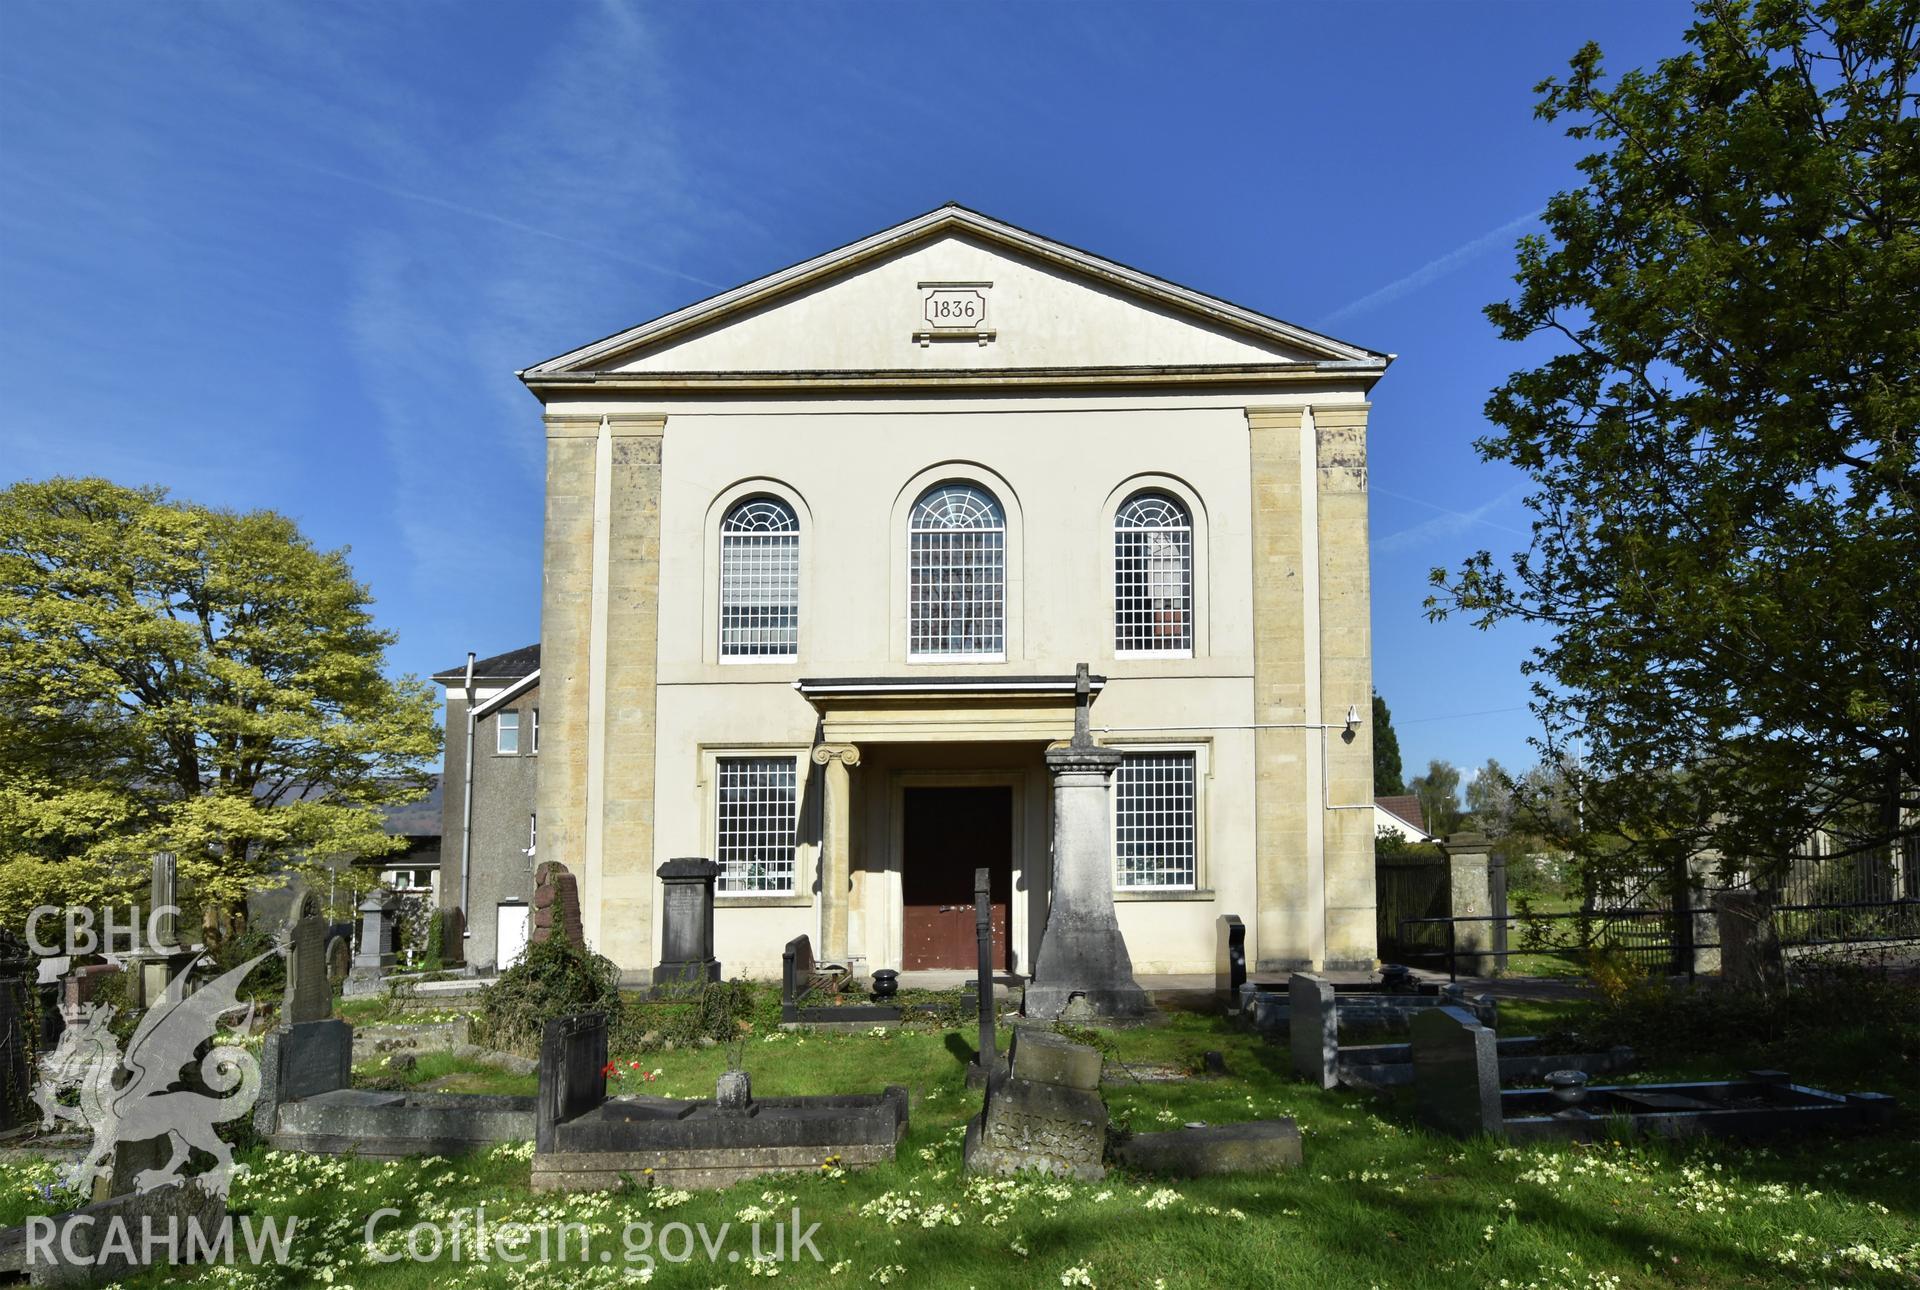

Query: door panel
[[901, 787, 1012, 970]]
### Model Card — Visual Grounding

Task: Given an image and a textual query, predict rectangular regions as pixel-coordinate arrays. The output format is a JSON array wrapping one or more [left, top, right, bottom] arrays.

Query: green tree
[[1372, 689, 1406, 795], [0, 478, 442, 936], [1408, 759, 1464, 837], [1465, 757, 1515, 838], [1430, 0, 1920, 881]]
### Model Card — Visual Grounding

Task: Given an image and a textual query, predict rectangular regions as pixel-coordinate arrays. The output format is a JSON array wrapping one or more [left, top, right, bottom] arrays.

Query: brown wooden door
[[901, 787, 1012, 970]]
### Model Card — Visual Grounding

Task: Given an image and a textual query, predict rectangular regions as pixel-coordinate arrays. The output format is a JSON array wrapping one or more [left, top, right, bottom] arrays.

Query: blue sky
[[1, 0, 1698, 783]]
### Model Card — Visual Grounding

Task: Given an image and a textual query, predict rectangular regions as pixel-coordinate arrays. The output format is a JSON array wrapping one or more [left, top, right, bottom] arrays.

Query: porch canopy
[[792, 674, 1105, 961]]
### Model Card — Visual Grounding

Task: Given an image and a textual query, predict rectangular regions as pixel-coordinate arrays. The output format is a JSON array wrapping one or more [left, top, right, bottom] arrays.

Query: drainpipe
[[458, 651, 477, 935]]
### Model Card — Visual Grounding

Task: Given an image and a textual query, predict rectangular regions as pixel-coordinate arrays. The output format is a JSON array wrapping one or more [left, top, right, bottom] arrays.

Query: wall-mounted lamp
[[1345, 704, 1362, 734]]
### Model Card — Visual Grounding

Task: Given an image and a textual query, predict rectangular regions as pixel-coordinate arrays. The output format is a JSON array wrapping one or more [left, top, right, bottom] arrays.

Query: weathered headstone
[[283, 893, 330, 1025], [651, 858, 719, 986], [1216, 915, 1246, 1014], [1716, 889, 1786, 996], [1411, 1006, 1503, 1139], [344, 889, 398, 998], [0, 931, 35, 1136], [1025, 665, 1153, 1022], [254, 1017, 354, 1137], [437, 907, 466, 967], [969, 867, 1000, 1085], [534, 1013, 608, 1154], [1289, 973, 1339, 1090], [531, 861, 585, 949], [60, 964, 120, 1025], [1444, 833, 1500, 977], [964, 1027, 1109, 1180], [325, 935, 351, 989]]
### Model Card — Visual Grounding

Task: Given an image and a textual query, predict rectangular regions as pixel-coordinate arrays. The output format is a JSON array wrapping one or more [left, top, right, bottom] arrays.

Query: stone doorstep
[[530, 1142, 894, 1193], [1111, 1120, 1303, 1177]]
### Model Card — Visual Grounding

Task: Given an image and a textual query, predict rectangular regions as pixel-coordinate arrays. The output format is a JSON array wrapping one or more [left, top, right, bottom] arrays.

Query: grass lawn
[[3, 985, 1901, 1290]]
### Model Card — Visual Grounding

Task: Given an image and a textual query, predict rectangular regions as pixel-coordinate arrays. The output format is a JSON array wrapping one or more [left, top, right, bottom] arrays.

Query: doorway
[[901, 786, 1012, 970]]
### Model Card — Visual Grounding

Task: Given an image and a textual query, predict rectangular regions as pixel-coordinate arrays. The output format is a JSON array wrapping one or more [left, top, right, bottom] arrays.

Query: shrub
[[473, 935, 622, 1055]]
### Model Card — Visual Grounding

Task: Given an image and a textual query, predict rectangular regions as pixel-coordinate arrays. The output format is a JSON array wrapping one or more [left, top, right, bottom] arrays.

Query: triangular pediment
[[522, 205, 1385, 379]]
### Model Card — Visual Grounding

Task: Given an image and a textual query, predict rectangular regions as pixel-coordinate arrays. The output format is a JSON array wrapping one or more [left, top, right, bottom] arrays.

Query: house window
[[1114, 492, 1193, 655], [715, 756, 798, 894], [719, 497, 800, 660], [530, 708, 540, 753], [496, 711, 519, 755], [1114, 751, 1197, 889], [908, 484, 1005, 659]]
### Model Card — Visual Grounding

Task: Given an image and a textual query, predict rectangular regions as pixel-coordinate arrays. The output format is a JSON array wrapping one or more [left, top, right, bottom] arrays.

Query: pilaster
[[1246, 407, 1315, 971]]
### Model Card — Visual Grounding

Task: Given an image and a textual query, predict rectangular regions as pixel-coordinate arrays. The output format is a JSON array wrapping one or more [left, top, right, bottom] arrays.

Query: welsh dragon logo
[[34, 949, 278, 1198]]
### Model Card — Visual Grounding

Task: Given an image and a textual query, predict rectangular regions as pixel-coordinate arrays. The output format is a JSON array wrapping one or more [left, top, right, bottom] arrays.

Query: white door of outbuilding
[[495, 900, 529, 971]]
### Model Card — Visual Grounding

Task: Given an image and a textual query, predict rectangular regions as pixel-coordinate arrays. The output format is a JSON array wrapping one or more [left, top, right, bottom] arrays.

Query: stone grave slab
[[1112, 1120, 1302, 1177]]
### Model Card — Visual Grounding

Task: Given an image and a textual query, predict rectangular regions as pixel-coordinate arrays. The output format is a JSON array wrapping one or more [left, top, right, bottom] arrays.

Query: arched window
[[1114, 492, 1193, 655], [719, 497, 799, 660], [908, 483, 1005, 658]]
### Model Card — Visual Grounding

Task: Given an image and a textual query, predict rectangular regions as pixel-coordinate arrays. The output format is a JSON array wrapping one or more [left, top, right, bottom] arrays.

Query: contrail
[[1323, 208, 1544, 326]]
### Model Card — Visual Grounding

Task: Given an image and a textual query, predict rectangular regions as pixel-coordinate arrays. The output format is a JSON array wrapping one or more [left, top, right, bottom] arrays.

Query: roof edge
[[520, 205, 1387, 378]]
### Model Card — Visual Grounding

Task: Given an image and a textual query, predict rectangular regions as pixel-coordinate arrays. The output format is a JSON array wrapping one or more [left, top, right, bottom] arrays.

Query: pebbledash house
[[508, 205, 1391, 985]]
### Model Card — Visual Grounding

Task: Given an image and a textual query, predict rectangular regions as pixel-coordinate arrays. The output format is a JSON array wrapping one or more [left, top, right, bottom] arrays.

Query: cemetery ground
[[5, 973, 1917, 1289]]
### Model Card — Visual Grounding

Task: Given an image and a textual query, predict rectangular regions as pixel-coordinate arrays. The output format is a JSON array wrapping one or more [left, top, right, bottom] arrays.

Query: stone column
[[132, 853, 194, 1009], [811, 744, 861, 962], [1443, 833, 1498, 977], [1025, 668, 1152, 1022]]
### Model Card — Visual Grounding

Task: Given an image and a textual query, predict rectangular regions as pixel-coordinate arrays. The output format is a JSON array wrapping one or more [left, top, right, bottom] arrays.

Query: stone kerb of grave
[[531, 1012, 909, 1192], [256, 900, 534, 1158], [1290, 973, 1632, 1091], [1408, 1005, 1897, 1143]]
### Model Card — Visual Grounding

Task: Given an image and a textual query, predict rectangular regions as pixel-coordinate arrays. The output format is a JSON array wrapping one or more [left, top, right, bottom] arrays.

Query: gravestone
[[325, 935, 351, 989], [535, 1012, 608, 1154], [1411, 1006, 1503, 1139], [1025, 665, 1153, 1022], [0, 930, 34, 1136], [651, 858, 719, 986], [437, 906, 466, 967], [283, 893, 331, 1025], [1716, 889, 1786, 996], [1289, 973, 1340, 1090], [963, 1027, 1109, 1180], [344, 889, 398, 998], [60, 964, 120, 1024], [968, 867, 1001, 1085], [257, 901, 356, 1136], [531, 861, 585, 949], [1216, 915, 1246, 1014]]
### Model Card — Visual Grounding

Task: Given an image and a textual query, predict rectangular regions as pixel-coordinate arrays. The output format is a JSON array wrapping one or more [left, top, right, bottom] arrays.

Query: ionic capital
[[811, 743, 862, 768]]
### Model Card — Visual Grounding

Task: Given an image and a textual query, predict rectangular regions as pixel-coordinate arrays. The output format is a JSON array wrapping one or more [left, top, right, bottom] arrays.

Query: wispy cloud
[[1323, 208, 1543, 326], [1374, 483, 1529, 553]]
